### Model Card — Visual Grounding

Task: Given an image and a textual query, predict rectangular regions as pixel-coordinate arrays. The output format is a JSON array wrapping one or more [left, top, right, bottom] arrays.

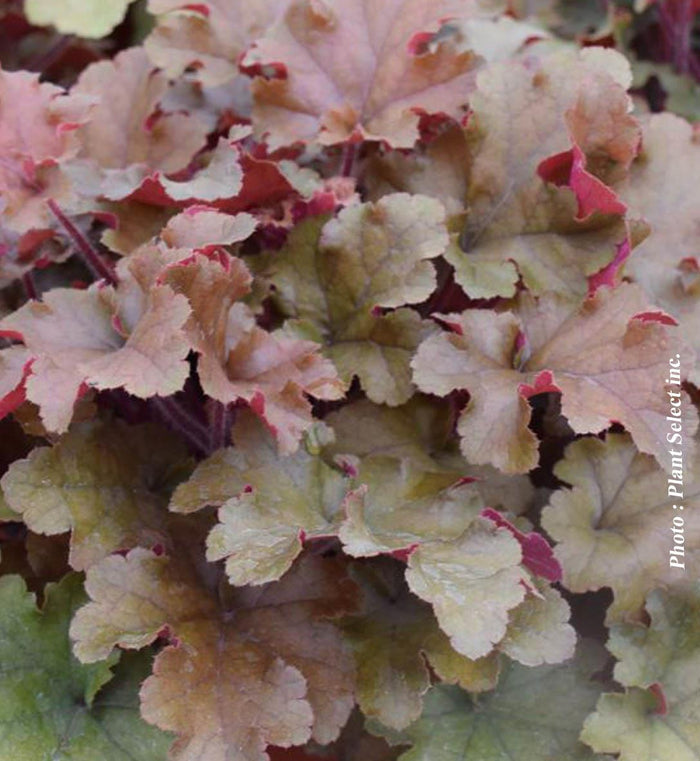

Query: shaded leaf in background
[[341, 558, 499, 731], [384, 640, 608, 761], [1, 418, 190, 570], [581, 586, 700, 760], [0, 573, 171, 761]]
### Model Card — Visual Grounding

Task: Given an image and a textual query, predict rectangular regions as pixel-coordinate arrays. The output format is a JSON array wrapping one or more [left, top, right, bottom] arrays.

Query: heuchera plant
[[1, 0, 699, 759]]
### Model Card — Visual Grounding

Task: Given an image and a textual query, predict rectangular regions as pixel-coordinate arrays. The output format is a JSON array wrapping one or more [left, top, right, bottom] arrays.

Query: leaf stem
[[207, 399, 235, 452], [48, 200, 117, 285], [659, 0, 694, 75], [152, 395, 210, 455], [340, 142, 358, 177], [21, 272, 38, 301], [26, 34, 73, 74]]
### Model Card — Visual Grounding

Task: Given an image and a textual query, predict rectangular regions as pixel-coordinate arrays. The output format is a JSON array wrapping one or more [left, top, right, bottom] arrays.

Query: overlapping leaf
[[324, 399, 536, 515], [617, 113, 700, 384], [259, 193, 448, 406], [0, 418, 191, 570], [168, 401, 564, 665], [446, 47, 641, 301], [242, 0, 486, 148], [0, 573, 172, 760], [170, 410, 349, 585], [0, 68, 93, 234], [412, 283, 697, 473], [386, 640, 608, 761], [146, 0, 288, 86], [404, 517, 529, 660], [338, 457, 483, 558], [71, 549, 358, 760], [340, 558, 500, 731], [0, 345, 30, 420], [498, 578, 576, 667], [581, 586, 700, 760], [0, 248, 193, 432], [65, 47, 208, 201], [542, 433, 700, 622], [365, 125, 471, 218], [160, 205, 257, 249], [163, 251, 345, 453]]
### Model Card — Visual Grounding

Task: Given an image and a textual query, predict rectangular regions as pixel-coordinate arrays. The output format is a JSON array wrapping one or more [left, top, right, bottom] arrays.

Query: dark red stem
[[207, 399, 235, 452], [48, 200, 117, 285], [659, 0, 695, 75], [21, 272, 38, 301], [152, 396, 210, 455], [340, 142, 358, 177]]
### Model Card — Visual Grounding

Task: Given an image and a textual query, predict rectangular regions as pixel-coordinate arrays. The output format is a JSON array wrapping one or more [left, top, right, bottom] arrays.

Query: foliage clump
[[0, 1, 699, 759]]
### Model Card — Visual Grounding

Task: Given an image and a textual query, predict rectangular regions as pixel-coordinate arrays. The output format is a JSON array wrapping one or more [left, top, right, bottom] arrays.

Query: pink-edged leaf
[[481, 507, 562, 583]]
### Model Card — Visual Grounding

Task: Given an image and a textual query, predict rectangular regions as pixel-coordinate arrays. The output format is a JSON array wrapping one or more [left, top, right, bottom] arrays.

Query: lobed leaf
[[542, 433, 700, 622], [412, 284, 697, 473], [171, 410, 349, 585], [262, 194, 448, 406], [447, 47, 641, 301], [405, 517, 527, 660], [388, 640, 608, 761], [0, 418, 190, 570], [71, 548, 358, 759], [242, 0, 485, 148], [581, 586, 700, 760], [618, 113, 700, 385], [0, 573, 171, 760], [341, 558, 500, 731]]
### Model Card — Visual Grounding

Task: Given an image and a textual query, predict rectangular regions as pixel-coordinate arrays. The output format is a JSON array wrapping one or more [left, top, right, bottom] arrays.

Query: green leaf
[[25, 0, 135, 38], [390, 640, 608, 761], [170, 410, 349, 585], [260, 193, 447, 405], [499, 580, 576, 667], [0, 573, 170, 760], [1, 418, 191, 570], [581, 586, 700, 760], [340, 456, 484, 557], [325, 399, 536, 515], [542, 433, 700, 622], [405, 517, 527, 660], [341, 558, 500, 731]]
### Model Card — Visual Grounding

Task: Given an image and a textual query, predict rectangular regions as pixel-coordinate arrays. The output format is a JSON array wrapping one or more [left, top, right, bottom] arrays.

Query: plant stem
[[48, 200, 117, 285], [152, 396, 210, 455], [340, 142, 358, 177], [27, 35, 73, 73], [659, 0, 695, 75], [207, 399, 235, 452], [21, 272, 37, 301]]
